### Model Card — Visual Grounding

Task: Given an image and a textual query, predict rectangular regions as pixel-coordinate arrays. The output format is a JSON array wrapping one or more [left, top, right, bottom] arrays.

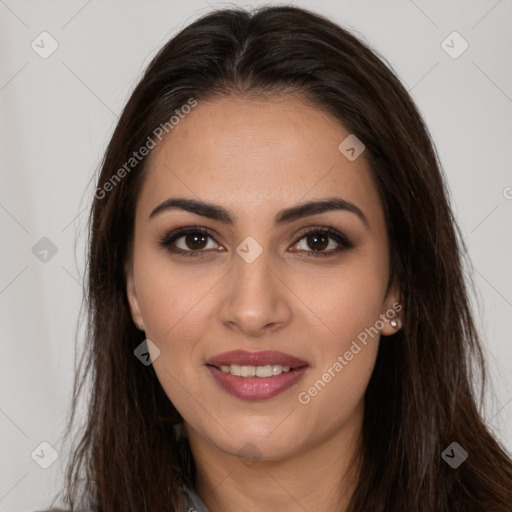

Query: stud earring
[[390, 318, 401, 329]]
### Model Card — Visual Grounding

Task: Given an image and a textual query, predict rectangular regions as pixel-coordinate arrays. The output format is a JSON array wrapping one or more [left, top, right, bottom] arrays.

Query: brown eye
[[159, 227, 220, 257], [291, 227, 353, 257], [179, 233, 210, 251], [303, 232, 330, 252]]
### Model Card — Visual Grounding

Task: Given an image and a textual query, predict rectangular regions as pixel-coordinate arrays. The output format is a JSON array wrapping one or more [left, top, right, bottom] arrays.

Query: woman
[[44, 5, 512, 511]]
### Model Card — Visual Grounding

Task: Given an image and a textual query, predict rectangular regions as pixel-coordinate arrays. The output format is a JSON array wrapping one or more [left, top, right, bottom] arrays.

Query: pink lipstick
[[205, 350, 309, 400]]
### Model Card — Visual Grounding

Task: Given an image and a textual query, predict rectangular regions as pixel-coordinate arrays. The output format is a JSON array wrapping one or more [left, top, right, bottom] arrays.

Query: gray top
[[182, 484, 211, 511]]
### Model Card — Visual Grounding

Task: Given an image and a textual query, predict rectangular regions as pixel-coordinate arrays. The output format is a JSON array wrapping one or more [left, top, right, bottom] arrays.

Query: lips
[[206, 350, 309, 369], [205, 350, 310, 400]]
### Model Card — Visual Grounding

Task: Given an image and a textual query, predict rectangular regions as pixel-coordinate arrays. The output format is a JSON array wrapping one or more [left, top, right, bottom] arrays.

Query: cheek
[[134, 249, 215, 342], [136, 269, 212, 421], [133, 252, 219, 397], [295, 255, 386, 412], [295, 290, 382, 438], [295, 343, 378, 447], [304, 249, 388, 348]]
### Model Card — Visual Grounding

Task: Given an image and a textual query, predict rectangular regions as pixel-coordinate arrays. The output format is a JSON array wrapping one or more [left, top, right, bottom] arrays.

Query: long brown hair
[[48, 5, 512, 511]]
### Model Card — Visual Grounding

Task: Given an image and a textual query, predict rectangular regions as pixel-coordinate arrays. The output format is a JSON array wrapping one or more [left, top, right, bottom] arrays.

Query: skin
[[125, 95, 401, 512]]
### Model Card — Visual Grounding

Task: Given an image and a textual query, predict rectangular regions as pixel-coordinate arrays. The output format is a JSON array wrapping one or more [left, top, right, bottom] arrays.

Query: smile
[[205, 350, 310, 400], [219, 364, 291, 377]]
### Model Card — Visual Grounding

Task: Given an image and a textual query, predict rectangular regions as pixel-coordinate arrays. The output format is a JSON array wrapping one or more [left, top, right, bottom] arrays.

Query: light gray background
[[1, 1, 511, 510]]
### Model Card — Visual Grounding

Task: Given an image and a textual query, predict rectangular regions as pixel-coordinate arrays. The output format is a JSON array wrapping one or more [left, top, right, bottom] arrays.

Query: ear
[[380, 279, 403, 337], [125, 263, 143, 328]]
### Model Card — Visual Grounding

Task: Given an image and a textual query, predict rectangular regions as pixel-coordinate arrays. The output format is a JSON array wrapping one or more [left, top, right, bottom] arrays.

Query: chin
[[209, 423, 304, 462]]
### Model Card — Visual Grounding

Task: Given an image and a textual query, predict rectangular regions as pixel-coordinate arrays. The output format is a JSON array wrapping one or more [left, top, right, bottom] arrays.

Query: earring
[[390, 318, 401, 329]]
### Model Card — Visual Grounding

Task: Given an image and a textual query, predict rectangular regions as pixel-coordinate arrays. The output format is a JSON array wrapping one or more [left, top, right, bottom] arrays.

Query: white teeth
[[219, 364, 292, 377], [256, 365, 273, 377], [240, 365, 256, 377], [272, 365, 282, 376]]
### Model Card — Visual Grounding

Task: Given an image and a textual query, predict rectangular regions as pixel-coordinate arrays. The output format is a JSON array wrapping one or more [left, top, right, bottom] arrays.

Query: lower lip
[[207, 365, 309, 400]]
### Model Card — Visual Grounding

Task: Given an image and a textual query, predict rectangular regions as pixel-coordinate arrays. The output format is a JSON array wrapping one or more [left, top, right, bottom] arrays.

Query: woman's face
[[126, 94, 400, 462]]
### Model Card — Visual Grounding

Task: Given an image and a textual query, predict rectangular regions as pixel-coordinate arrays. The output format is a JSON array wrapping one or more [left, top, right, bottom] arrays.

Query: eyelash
[[158, 225, 354, 258]]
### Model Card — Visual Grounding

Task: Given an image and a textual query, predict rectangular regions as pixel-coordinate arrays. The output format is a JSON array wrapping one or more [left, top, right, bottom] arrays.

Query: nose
[[219, 248, 292, 338]]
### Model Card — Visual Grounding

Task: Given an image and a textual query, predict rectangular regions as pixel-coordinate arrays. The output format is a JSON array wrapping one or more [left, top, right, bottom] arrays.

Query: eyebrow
[[149, 196, 369, 229]]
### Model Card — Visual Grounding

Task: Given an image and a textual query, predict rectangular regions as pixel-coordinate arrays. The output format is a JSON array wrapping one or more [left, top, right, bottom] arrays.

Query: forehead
[[139, 95, 383, 227]]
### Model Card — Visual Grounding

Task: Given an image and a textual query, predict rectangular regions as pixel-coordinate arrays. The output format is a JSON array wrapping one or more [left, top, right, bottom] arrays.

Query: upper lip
[[206, 350, 309, 369]]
